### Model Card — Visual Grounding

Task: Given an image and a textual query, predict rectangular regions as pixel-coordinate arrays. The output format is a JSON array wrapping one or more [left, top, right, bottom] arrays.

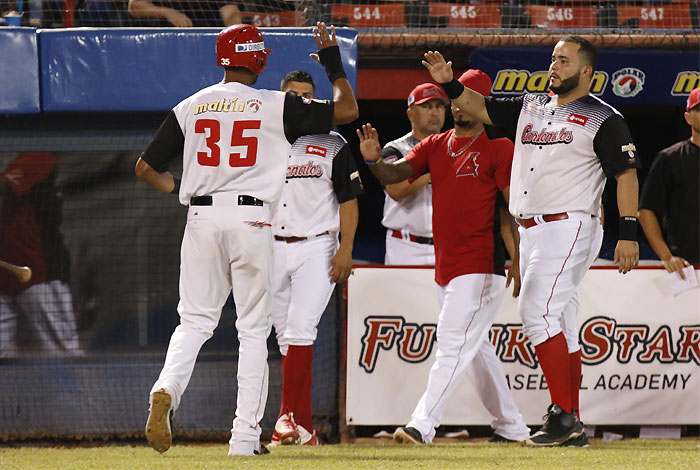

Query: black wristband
[[171, 178, 181, 195], [318, 46, 347, 83], [619, 216, 638, 241], [440, 78, 464, 100]]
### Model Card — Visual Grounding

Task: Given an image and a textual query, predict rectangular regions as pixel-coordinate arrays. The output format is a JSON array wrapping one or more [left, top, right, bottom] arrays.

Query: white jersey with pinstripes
[[381, 132, 433, 237], [172, 81, 289, 205]]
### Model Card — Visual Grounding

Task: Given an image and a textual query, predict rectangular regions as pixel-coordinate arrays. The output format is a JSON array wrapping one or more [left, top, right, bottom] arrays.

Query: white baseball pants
[[407, 273, 530, 442], [150, 201, 273, 451], [270, 234, 337, 356], [518, 212, 603, 350], [384, 229, 435, 266], [0, 280, 81, 357]]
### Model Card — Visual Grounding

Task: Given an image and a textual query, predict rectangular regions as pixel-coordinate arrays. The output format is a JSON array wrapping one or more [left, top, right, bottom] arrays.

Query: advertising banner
[[346, 267, 700, 425], [470, 48, 699, 107]]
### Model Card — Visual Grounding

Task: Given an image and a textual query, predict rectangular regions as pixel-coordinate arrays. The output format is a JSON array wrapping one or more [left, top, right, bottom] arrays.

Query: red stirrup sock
[[534, 333, 572, 413], [569, 350, 582, 419], [283, 345, 314, 431], [278, 354, 287, 418]]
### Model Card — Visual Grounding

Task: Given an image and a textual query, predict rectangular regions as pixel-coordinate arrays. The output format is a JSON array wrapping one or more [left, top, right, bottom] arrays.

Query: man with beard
[[381, 83, 448, 266], [358, 69, 531, 445], [422, 36, 640, 446]]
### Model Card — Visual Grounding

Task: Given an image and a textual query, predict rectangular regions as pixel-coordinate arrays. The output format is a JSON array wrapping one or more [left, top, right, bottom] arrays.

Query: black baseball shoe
[[393, 426, 424, 444], [254, 444, 270, 455], [525, 403, 584, 447], [561, 432, 590, 447], [489, 433, 520, 443]]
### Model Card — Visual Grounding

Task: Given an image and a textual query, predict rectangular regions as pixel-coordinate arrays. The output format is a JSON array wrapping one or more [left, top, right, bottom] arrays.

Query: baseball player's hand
[[356, 124, 382, 163], [614, 240, 639, 274], [310, 22, 337, 63], [506, 262, 521, 298], [422, 51, 454, 84], [163, 9, 193, 27], [330, 247, 353, 283], [661, 256, 690, 280]]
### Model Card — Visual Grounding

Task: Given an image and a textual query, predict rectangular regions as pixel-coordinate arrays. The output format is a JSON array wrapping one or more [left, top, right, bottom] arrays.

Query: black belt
[[190, 195, 263, 206], [391, 229, 434, 245]]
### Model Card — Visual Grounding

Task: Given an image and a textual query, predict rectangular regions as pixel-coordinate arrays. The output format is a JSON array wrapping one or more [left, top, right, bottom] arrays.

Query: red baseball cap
[[457, 69, 492, 97], [407, 83, 450, 107], [687, 87, 700, 111]]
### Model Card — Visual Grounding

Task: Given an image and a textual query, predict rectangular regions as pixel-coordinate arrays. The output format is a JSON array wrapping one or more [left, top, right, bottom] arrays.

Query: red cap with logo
[[407, 83, 450, 107], [687, 87, 700, 111], [457, 69, 492, 97]]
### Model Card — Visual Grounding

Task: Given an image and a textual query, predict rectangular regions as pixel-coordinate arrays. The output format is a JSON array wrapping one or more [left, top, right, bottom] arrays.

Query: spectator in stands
[[0, 152, 82, 358], [639, 87, 700, 276], [127, 0, 242, 27]]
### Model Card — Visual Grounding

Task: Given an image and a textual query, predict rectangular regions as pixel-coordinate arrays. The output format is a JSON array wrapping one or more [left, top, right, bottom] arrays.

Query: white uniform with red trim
[[141, 81, 334, 454], [381, 133, 434, 265]]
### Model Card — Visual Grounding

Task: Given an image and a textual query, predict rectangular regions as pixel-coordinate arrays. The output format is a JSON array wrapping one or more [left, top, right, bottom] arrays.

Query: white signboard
[[346, 267, 700, 425]]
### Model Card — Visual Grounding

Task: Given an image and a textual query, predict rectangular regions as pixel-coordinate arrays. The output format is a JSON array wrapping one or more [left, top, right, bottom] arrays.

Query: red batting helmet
[[216, 24, 271, 74]]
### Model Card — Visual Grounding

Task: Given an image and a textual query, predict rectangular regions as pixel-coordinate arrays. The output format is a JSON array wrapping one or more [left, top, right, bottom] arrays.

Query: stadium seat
[[242, 10, 297, 28], [525, 5, 597, 29], [331, 3, 406, 28], [429, 3, 501, 28], [617, 4, 693, 30]]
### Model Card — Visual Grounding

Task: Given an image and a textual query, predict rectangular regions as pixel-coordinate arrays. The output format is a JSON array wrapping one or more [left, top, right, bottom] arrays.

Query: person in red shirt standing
[[0, 152, 81, 358], [358, 70, 529, 444]]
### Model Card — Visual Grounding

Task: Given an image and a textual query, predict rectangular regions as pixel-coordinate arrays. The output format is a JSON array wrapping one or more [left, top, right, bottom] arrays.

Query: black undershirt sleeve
[[639, 152, 667, 216], [483, 96, 524, 142], [593, 114, 641, 178], [283, 93, 334, 144], [331, 144, 364, 203], [141, 111, 185, 171], [381, 145, 403, 161]]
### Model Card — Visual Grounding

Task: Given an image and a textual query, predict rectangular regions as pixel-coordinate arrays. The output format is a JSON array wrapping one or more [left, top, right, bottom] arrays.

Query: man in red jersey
[[358, 70, 529, 444]]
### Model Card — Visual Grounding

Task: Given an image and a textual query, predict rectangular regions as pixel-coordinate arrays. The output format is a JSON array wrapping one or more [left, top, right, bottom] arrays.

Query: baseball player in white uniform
[[382, 83, 448, 266], [268, 70, 363, 447], [135, 22, 358, 457], [424, 35, 640, 447]]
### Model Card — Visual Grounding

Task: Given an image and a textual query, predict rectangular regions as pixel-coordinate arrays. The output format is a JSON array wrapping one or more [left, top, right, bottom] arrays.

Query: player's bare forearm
[[135, 158, 176, 194], [385, 173, 430, 201], [422, 51, 492, 125], [614, 168, 639, 273], [331, 78, 359, 125], [639, 209, 689, 277], [357, 123, 414, 185], [332, 199, 358, 283]]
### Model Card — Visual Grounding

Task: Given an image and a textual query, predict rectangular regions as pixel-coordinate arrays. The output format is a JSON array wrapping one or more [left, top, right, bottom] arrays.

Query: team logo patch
[[246, 99, 262, 113], [521, 124, 573, 145], [621, 143, 637, 164], [302, 97, 312, 104], [235, 42, 265, 52], [456, 152, 480, 178], [287, 162, 323, 178], [612, 68, 646, 98], [383, 155, 399, 164], [567, 113, 588, 126], [306, 145, 327, 157]]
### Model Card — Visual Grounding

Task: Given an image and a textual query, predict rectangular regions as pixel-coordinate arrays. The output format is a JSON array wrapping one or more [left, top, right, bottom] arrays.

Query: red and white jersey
[[485, 94, 639, 219], [406, 130, 513, 286], [271, 131, 363, 237], [141, 81, 333, 205], [381, 132, 432, 237]]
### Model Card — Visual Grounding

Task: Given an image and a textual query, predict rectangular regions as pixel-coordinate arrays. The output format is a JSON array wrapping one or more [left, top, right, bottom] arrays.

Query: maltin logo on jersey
[[246, 99, 262, 113], [492, 69, 608, 95], [611, 68, 645, 98]]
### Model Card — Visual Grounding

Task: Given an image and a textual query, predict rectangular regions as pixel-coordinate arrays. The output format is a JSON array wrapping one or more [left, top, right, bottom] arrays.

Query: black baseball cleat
[[525, 403, 584, 447], [561, 432, 590, 447], [254, 444, 270, 455], [489, 433, 520, 443], [393, 426, 424, 444]]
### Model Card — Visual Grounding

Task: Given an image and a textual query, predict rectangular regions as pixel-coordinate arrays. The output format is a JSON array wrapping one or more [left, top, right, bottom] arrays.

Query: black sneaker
[[254, 444, 270, 455], [525, 403, 584, 447], [561, 433, 590, 447], [489, 433, 520, 443], [393, 426, 424, 444]]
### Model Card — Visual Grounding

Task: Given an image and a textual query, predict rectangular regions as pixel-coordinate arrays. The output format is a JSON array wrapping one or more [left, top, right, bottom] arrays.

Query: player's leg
[[14, 282, 61, 353], [280, 235, 337, 445], [518, 216, 600, 446], [226, 204, 275, 456], [466, 336, 530, 442], [148, 206, 232, 453], [47, 280, 81, 354], [0, 294, 19, 358], [397, 273, 503, 443]]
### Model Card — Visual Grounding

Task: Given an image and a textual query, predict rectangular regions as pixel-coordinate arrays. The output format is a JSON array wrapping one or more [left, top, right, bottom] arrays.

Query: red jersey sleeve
[[404, 135, 433, 181], [491, 138, 514, 191], [1, 151, 56, 197]]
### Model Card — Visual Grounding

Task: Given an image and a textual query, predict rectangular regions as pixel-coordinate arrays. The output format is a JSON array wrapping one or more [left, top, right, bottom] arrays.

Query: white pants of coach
[[384, 229, 435, 266], [407, 273, 530, 442], [270, 234, 337, 355], [150, 201, 273, 452], [518, 212, 603, 350]]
